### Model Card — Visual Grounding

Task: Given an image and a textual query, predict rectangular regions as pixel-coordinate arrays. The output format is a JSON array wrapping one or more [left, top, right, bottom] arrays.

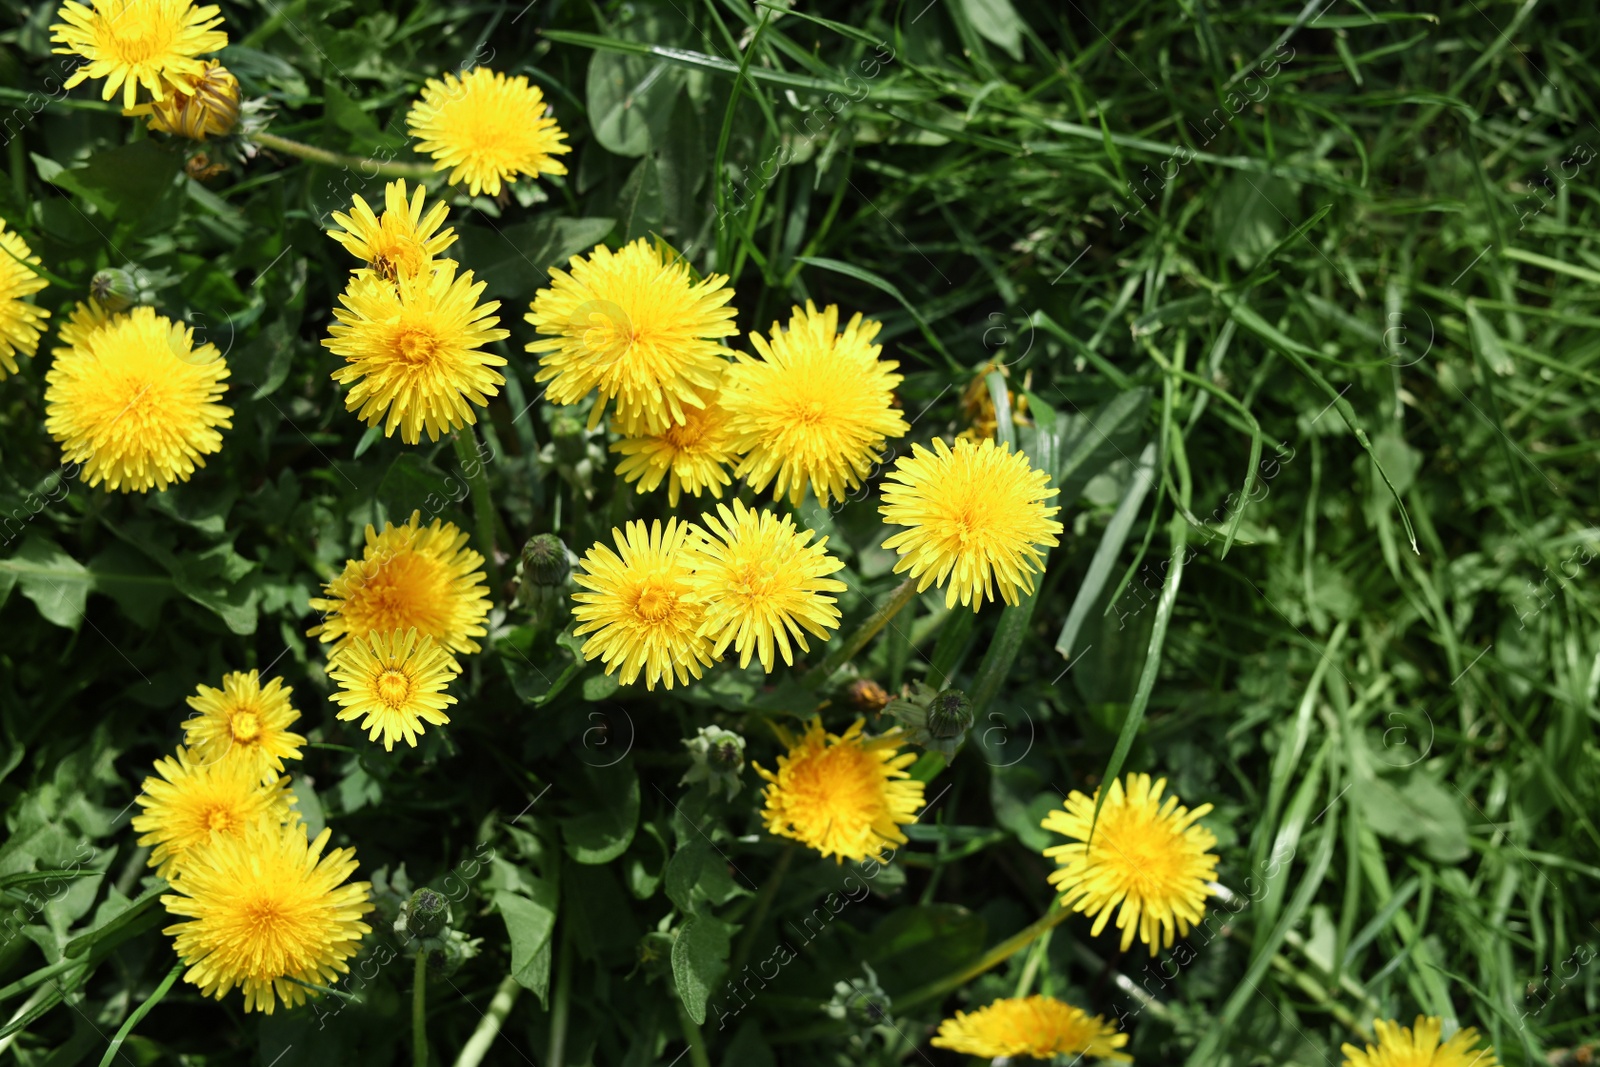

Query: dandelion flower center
[[376, 668, 413, 708], [1041, 773, 1220, 955], [131, 746, 295, 880], [634, 583, 677, 623], [229, 709, 260, 742]]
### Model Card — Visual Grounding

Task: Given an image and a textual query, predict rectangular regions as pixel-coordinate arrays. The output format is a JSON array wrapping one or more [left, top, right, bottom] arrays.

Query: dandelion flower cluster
[[132, 747, 295, 880], [1041, 773, 1220, 955], [327, 178, 456, 283], [723, 301, 909, 507], [308, 510, 491, 661], [755, 718, 923, 863], [181, 670, 306, 784], [528, 239, 737, 434], [309, 511, 489, 751], [932, 996, 1131, 1061], [571, 518, 714, 691], [162, 818, 373, 1014], [323, 262, 509, 444], [43, 305, 233, 492], [328, 628, 461, 751], [51, 0, 228, 110], [571, 503, 848, 689], [880, 435, 1063, 610], [129, 667, 370, 1015], [406, 66, 570, 198], [610, 383, 739, 506], [127, 57, 239, 140], [681, 500, 846, 672], [1341, 1016, 1500, 1067], [0, 219, 50, 378]]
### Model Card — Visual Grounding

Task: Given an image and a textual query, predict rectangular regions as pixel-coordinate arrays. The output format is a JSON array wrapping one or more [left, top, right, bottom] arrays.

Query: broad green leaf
[[495, 882, 559, 992], [0, 536, 90, 630], [672, 914, 732, 1024], [961, 0, 1026, 60], [560, 759, 641, 864]]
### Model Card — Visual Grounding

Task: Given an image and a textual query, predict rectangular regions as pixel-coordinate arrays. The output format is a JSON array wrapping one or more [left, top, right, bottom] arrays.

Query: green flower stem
[[897, 902, 1074, 1012], [97, 962, 184, 1067], [674, 996, 713, 1067], [803, 576, 918, 689], [451, 975, 522, 1067], [413, 952, 428, 1067], [453, 426, 503, 597], [728, 843, 795, 981], [254, 132, 439, 180], [548, 924, 573, 1067]]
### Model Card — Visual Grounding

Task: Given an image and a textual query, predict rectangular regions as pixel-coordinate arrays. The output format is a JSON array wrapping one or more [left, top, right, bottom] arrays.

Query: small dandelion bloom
[[722, 301, 908, 508], [682, 500, 846, 672], [528, 239, 737, 434], [1342, 1016, 1500, 1067], [127, 58, 238, 140], [328, 629, 460, 752], [1041, 773, 1220, 955], [51, 0, 228, 111], [324, 262, 509, 444], [880, 436, 1063, 611], [162, 819, 374, 1014], [755, 718, 923, 863], [327, 178, 456, 282], [406, 66, 571, 198], [308, 511, 492, 662], [610, 384, 739, 506], [933, 996, 1130, 1061], [182, 671, 306, 784], [131, 747, 295, 881], [50, 298, 114, 359], [43, 305, 232, 493], [571, 519, 714, 691], [0, 219, 50, 378]]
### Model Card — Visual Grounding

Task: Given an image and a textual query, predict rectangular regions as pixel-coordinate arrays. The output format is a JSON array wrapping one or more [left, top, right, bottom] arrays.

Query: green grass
[[1, 0, 1598, 1064]]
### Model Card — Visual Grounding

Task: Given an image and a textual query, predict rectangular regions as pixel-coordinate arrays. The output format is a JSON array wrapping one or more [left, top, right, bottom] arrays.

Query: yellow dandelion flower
[[51, 0, 228, 111], [43, 304, 232, 493], [181, 670, 306, 785], [527, 238, 737, 434], [571, 518, 713, 691], [327, 178, 456, 282], [406, 66, 571, 198], [879, 436, 1063, 611], [1041, 773, 1220, 955], [610, 384, 739, 506], [126, 58, 238, 140], [1342, 1016, 1500, 1067], [0, 219, 50, 378], [162, 819, 373, 1014], [131, 746, 295, 881], [323, 262, 509, 445], [308, 510, 492, 662], [328, 628, 460, 752], [50, 298, 114, 358], [933, 996, 1131, 1061], [681, 500, 846, 672], [755, 718, 923, 863], [722, 301, 908, 508]]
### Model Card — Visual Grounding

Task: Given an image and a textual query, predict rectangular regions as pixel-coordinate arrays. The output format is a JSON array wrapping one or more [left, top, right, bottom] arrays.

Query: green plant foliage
[[1, 0, 1597, 1066]]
